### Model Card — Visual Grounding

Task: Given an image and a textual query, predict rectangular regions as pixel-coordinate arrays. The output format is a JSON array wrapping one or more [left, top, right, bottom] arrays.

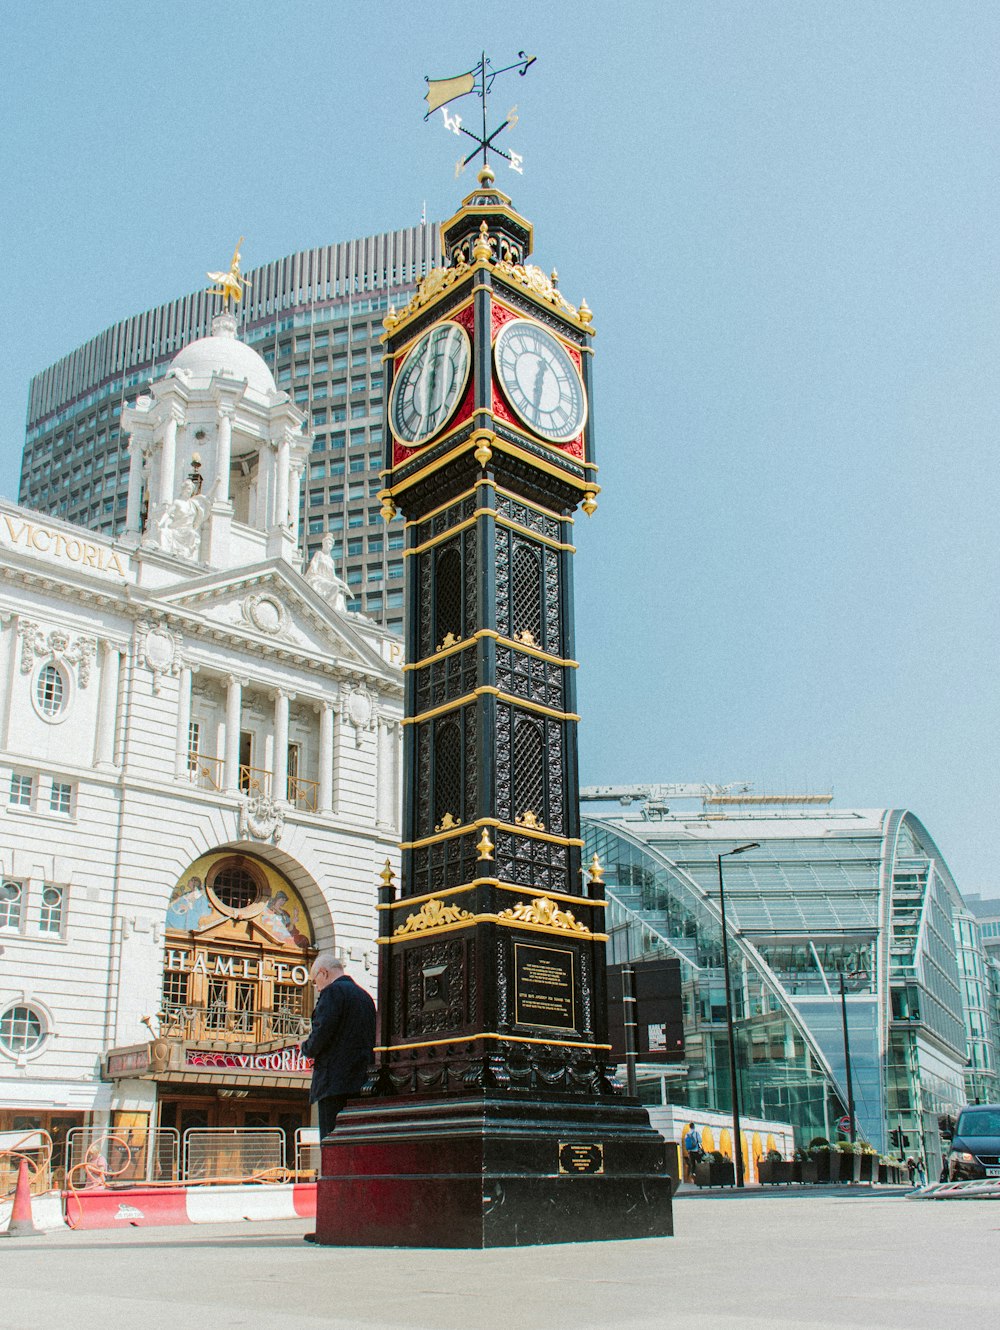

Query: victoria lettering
[[2, 514, 128, 577]]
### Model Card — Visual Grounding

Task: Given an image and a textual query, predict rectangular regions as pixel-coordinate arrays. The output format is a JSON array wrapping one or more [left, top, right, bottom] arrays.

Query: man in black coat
[[301, 952, 376, 1139]]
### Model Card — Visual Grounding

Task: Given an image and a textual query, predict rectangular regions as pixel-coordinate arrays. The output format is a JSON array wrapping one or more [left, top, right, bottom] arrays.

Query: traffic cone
[[1, 1158, 41, 1237]]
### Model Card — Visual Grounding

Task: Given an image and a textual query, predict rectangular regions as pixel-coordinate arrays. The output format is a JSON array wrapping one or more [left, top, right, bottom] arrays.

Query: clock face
[[494, 318, 587, 444], [390, 322, 471, 447]]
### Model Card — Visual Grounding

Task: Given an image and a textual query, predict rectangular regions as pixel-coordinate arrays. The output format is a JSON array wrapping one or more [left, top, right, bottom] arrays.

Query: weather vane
[[207, 237, 250, 311], [424, 51, 536, 179]]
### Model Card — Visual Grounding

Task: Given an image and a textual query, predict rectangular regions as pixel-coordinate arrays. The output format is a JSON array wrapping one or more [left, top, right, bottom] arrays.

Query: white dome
[[168, 312, 275, 396]]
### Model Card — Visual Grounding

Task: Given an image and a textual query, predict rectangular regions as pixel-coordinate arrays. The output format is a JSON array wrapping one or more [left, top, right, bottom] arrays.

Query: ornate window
[[38, 886, 64, 935], [35, 664, 67, 718], [206, 857, 268, 915], [0, 881, 23, 931], [0, 1005, 46, 1056]]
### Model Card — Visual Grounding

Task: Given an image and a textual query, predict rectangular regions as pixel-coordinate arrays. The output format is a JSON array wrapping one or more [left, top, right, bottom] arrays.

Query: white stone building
[[0, 312, 402, 1170]]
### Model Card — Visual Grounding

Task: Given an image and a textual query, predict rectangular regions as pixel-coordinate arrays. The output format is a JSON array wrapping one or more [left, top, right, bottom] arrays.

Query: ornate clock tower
[[315, 168, 673, 1247]]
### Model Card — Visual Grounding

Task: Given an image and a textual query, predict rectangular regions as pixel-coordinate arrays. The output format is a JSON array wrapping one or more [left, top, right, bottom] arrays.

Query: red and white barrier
[[1, 1190, 68, 1233], [65, 1182, 316, 1230]]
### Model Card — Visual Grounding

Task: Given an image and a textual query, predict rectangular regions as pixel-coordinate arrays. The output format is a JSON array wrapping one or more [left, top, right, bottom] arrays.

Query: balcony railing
[[187, 752, 224, 791], [240, 764, 271, 798], [288, 775, 319, 812], [184, 753, 321, 813], [158, 1003, 311, 1044]]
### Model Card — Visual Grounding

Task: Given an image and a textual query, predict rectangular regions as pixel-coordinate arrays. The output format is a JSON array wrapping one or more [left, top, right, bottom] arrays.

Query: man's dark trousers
[[301, 973, 376, 1140]]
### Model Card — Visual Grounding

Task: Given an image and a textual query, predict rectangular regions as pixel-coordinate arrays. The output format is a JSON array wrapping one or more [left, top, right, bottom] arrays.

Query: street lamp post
[[716, 842, 759, 1189], [838, 970, 856, 1144]]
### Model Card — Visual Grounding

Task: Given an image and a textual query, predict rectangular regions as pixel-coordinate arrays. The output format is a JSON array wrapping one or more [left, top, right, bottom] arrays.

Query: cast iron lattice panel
[[512, 713, 545, 822], [492, 827, 570, 894], [494, 702, 565, 835], [414, 644, 478, 714], [495, 645, 564, 710], [494, 528, 562, 653], [495, 492, 562, 544], [412, 706, 478, 840], [415, 493, 477, 546], [435, 546, 463, 645], [415, 528, 478, 661], [410, 834, 480, 897], [433, 716, 462, 829], [512, 541, 543, 644]]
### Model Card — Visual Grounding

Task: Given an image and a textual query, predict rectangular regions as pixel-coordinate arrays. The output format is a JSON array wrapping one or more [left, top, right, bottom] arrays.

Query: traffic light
[[890, 1127, 908, 1152]]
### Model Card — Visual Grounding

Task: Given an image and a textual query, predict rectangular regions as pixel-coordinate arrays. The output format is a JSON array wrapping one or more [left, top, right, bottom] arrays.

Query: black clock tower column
[[315, 170, 673, 1248]]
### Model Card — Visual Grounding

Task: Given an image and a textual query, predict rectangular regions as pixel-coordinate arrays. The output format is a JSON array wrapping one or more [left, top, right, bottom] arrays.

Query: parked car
[[947, 1105, 1000, 1181]]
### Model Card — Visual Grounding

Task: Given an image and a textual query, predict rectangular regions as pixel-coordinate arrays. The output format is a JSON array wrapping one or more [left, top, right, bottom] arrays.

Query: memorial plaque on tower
[[314, 56, 673, 1247]]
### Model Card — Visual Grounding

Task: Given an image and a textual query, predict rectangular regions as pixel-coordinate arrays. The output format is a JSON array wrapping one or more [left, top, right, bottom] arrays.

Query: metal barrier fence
[[182, 1127, 286, 1182], [66, 1126, 180, 1185], [0, 1129, 52, 1197], [294, 1126, 320, 1179]]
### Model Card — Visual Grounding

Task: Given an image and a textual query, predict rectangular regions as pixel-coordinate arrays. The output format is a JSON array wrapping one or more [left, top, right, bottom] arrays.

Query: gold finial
[[478, 164, 496, 186], [473, 220, 493, 263], [379, 858, 395, 890], [578, 298, 593, 327], [582, 491, 598, 517], [472, 430, 493, 467], [379, 491, 397, 523], [550, 269, 559, 288], [587, 853, 605, 886], [515, 809, 546, 831], [476, 827, 495, 861], [383, 305, 399, 332], [207, 237, 250, 310]]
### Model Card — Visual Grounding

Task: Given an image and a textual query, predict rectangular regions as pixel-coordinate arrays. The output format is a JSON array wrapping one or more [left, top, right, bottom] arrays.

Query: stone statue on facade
[[156, 477, 218, 562], [305, 533, 350, 612]]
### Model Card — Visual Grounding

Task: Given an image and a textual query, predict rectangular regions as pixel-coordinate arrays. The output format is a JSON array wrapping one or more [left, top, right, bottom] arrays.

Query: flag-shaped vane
[[424, 51, 535, 178]]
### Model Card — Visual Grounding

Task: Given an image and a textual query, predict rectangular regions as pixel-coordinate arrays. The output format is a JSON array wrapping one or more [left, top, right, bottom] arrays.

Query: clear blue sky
[[2, 2, 998, 891]]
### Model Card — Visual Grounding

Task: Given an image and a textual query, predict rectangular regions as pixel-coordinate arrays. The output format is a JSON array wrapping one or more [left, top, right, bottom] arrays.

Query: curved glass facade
[[584, 803, 996, 1169]]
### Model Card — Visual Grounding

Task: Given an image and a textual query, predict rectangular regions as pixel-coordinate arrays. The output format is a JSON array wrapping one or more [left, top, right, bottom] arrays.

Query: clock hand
[[531, 355, 548, 408]]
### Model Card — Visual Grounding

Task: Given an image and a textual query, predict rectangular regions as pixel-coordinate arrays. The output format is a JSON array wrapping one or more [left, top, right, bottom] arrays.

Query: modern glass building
[[18, 224, 443, 633], [583, 796, 999, 1172]]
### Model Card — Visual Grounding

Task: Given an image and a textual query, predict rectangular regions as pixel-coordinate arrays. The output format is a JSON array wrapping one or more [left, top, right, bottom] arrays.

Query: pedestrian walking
[[682, 1122, 704, 1182]]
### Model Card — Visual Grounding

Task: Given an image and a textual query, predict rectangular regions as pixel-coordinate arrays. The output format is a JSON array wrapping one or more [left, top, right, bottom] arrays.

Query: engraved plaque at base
[[558, 1142, 604, 1175], [514, 942, 576, 1032]]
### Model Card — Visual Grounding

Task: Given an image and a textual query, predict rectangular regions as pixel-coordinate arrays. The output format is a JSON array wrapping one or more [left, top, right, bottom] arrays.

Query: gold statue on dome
[[207, 237, 250, 308]]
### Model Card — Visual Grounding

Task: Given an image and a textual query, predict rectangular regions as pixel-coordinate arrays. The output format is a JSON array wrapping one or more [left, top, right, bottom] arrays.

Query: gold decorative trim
[[435, 633, 460, 653], [404, 630, 579, 673], [385, 431, 598, 505], [515, 809, 545, 831], [434, 812, 459, 832], [496, 896, 590, 934], [376, 879, 607, 912], [402, 508, 575, 559], [376, 1033, 613, 1053], [403, 481, 487, 530], [393, 897, 473, 936], [380, 912, 608, 944], [384, 261, 479, 333], [402, 687, 580, 727], [400, 816, 584, 852], [491, 263, 595, 333]]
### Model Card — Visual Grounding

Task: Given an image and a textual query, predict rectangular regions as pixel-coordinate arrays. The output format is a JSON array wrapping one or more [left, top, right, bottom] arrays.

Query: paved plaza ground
[[0, 1186, 995, 1329]]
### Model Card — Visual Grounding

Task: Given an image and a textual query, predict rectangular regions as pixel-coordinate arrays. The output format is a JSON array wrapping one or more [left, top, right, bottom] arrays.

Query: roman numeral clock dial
[[390, 322, 471, 447], [494, 318, 587, 444]]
